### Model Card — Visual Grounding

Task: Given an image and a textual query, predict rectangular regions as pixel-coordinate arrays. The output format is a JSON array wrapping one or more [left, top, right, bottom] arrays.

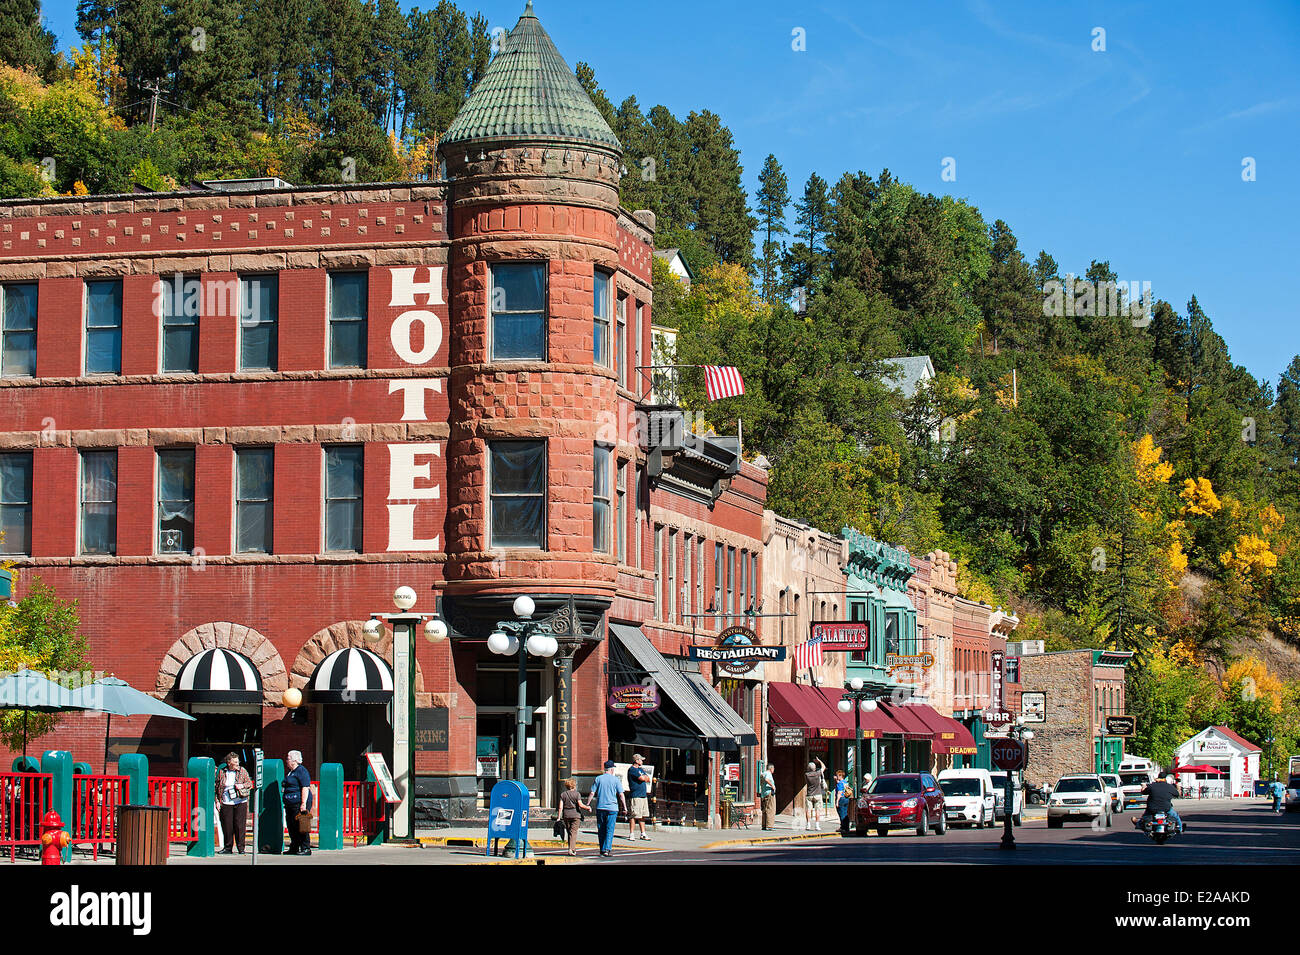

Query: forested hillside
[[1, 0, 1298, 768]]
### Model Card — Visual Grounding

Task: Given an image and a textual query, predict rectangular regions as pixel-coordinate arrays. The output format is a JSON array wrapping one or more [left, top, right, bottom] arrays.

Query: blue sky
[[38, 1, 1300, 389]]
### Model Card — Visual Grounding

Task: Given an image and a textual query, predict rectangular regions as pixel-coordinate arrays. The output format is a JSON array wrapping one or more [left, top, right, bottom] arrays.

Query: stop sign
[[991, 738, 1026, 771]]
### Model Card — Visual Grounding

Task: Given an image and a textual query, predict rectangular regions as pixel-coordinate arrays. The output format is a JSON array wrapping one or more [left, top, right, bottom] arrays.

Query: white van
[[937, 768, 997, 828], [1118, 755, 1160, 809]]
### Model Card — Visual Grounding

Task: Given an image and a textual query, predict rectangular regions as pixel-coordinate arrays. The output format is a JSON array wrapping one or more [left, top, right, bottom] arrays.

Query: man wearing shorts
[[627, 753, 653, 840], [805, 757, 827, 830]]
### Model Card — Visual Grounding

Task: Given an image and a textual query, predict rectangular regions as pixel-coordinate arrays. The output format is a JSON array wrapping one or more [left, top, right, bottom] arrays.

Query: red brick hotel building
[[0, 4, 763, 822]]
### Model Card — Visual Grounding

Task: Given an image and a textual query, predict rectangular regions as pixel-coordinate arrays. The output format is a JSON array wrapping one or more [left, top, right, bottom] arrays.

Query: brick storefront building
[[0, 4, 762, 823]]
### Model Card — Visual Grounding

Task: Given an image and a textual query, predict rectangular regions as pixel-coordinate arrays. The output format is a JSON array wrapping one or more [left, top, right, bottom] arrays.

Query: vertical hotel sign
[[555, 653, 573, 782]]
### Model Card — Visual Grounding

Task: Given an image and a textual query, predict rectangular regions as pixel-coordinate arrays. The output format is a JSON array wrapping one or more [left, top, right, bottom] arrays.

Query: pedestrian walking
[[805, 757, 826, 831], [589, 760, 627, 857], [759, 762, 777, 830], [216, 751, 253, 854], [283, 750, 314, 856], [833, 769, 852, 835], [627, 754, 653, 840], [558, 778, 590, 856], [1271, 777, 1286, 814]]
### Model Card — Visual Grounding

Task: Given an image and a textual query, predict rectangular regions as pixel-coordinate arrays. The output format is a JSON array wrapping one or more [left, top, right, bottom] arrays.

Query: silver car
[[1047, 774, 1111, 828]]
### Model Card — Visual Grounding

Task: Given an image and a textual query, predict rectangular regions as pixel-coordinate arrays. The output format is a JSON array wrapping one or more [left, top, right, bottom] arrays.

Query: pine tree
[[1275, 356, 1300, 468], [0, 0, 59, 78], [754, 154, 789, 302], [785, 172, 829, 293], [683, 110, 754, 269]]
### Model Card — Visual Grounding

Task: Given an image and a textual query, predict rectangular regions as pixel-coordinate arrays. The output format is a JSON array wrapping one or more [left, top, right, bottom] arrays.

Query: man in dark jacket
[[283, 750, 314, 855], [1133, 774, 1183, 833]]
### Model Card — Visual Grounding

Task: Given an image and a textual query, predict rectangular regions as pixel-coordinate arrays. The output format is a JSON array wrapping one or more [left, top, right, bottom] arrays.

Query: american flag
[[703, 365, 745, 401], [794, 637, 823, 670]]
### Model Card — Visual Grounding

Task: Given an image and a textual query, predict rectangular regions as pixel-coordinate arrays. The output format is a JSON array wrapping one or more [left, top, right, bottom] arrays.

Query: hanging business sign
[[983, 650, 1011, 726], [1104, 715, 1136, 737], [810, 621, 870, 653], [885, 652, 934, 681], [1020, 691, 1046, 723], [689, 626, 785, 676], [608, 683, 661, 718]]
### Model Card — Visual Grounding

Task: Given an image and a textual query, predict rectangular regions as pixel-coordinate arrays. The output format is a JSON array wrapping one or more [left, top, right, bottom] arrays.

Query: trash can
[[116, 805, 170, 865]]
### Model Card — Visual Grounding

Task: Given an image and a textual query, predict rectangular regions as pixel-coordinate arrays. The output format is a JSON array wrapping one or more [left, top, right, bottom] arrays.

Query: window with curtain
[[616, 294, 627, 387], [80, 450, 117, 555], [593, 444, 611, 553], [239, 275, 278, 370], [325, 446, 363, 552], [491, 263, 545, 360], [653, 525, 662, 618], [85, 280, 122, 375], [160, 275, 199, 373], [885, 610, 900, 656], [329, 272, 368, 368], [615, 459, 625, 563], [489, 440, 546, 547], [713, 543, 722, 622], [0, 452, 32, 555], [235, 448, 274, 553], [156, 449, 195, 553], [2, 284, 37, 377], [726, 545, 736, 624], [682, 533, 692, 623], [667, 528, 677, 621], [696, 538, 705, 622], [593, 270, 611, 368]]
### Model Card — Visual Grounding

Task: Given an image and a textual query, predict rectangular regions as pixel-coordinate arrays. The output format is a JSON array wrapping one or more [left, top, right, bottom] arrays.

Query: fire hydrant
[[40, 811, 70, 865]]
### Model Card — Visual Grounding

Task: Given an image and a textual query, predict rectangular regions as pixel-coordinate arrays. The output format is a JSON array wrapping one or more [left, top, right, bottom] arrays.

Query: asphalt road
[[588, 800, 1299, 865]]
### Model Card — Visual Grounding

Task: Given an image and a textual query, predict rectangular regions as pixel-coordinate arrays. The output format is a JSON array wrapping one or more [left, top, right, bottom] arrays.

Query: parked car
[[937, 768, 996, 828], [987, 770, 1024, 825], [1047, 774, 1111, 828], [1100, 773, 1123, 813], [1119, 769, 1158, 809], [1285, 774, 1300, 812], [858, 773, 947, 837]]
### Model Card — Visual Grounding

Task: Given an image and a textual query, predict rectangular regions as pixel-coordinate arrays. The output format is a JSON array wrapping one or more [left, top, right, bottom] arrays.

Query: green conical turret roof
[[441, 1, 621, 152]]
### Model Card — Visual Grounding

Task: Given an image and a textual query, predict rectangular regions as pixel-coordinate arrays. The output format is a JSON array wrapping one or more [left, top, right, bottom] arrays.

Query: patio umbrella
[[0, 669, 88, 759], [1173, 764, 1224, 775], [68, 677, 195, 774]]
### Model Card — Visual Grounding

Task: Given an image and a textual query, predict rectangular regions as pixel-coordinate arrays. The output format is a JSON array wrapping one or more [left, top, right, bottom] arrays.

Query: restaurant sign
[[689, 626, 784, 676], [810, 621, 870, 653], [608, 683, 661, 718]]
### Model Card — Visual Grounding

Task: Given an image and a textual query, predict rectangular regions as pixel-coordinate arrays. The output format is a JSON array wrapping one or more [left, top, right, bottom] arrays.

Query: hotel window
[[885, 610, 900, 656], [1, 284, 37, 377], [615, 461, 626, 563], [489, 440, 546, 548], [85, 280, 122, 375], [160, 275, 199, 373], [616, 293, 627, 387], [235, 448, 274, 554], [239, 275, 278, 371], [653, 525, 662, 619], [0, 452, 32, 555], [667, 528, 677, 622], [324, 446, 363, 552], [696, 538, 705, 623], [329, 272, 368, 369], [633, 467, 642, 569], [593, 445, 611, 553], [726, 545, 736, 623], [682, 533, 692, 623], [156, 449, 195, 554], [80, 450, 117, 555], [593, 269, 612, 368], [491, 262, 546, 360], [849, 602, 865, 663], [634, 302, 644, 396], [713, 543, 723, 627]]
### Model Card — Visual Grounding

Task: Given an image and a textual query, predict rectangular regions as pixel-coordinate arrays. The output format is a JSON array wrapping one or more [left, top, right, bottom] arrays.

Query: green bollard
[[42, 750, 73, 862], [72, 761, 93, 776], [261, 759, 286, 854], [318, 763, 343, 850], [11, 756, 39, 773], [119, 754, 149, 806], [186, 756, 215, 858]]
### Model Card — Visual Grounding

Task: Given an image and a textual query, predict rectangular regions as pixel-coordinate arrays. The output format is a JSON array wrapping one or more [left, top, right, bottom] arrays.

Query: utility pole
[[144, 79, 161, 132]]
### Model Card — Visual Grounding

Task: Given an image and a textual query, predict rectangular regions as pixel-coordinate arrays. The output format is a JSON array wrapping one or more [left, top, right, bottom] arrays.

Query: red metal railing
[[71, 774, 130, 860], [147, 776, 198, 842], [0, 772, 53, 860], [343, 781, 383, 846]]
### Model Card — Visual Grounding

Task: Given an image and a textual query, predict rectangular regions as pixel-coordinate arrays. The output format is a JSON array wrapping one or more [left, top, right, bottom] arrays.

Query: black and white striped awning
[[174, 648, 264, 703], [306, 647, 394, 704]]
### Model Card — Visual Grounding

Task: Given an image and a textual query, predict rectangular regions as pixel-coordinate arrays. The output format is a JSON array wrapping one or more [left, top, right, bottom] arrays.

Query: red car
[[858, 773, 947, 836]]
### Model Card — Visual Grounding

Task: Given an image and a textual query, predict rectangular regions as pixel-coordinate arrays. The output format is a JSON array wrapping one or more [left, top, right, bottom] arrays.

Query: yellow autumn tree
[[1180, 477, 1222, 517], [1133, 434, 1175, 487], [1222, 657, 1284, 716]]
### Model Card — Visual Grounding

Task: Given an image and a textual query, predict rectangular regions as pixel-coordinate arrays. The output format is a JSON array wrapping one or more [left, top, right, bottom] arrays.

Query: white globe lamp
[[861, 699, 877, 712], [424, 618, 448, 643], [487, 631, 512, 655], [849, 677, 864, 691], [837, 699, 852, 714], [362, 618, 383, 642], [393, 586, 418, 611], [513, 595, 536, 619], [282, 687, 303, 709]]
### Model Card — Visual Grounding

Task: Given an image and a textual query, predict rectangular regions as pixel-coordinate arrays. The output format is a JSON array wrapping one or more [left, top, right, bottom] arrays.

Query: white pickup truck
[[1118, 756, 1160, 809], [987, 770, 1023, 825]]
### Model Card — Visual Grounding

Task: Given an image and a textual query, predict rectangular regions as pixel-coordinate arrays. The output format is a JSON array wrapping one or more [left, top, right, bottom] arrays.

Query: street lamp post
[[838, 678, 878, 835], [999, 718, 1033, 850], [365, 586, 448, 842], [487, 595, 558, 786]]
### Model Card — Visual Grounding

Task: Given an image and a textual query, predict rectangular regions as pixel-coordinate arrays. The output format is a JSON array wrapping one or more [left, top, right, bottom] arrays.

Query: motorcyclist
[[1132, 774, 1184, 833]]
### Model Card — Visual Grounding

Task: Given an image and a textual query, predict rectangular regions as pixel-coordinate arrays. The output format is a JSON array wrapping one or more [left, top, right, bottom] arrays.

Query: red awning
[[878, 701, 934, 740], [812, 687, 871, 739], [769, 683, 847, 737], [929, 714, 979, 756]]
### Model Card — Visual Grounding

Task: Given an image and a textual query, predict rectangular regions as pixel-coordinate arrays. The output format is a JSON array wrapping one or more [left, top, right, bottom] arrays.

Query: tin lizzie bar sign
[[810, 621, 870, 653]]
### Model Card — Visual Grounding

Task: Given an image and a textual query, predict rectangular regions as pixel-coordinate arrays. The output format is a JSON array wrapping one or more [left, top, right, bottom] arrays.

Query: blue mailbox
[[485, 779, 530, 858]]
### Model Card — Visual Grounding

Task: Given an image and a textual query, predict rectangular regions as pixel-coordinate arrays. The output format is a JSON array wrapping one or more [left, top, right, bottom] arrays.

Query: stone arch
[[291, 621, 431, 708], [157, 622, 289, 705]]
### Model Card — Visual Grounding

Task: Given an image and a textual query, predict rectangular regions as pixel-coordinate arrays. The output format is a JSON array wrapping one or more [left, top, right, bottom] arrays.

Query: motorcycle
[[1136, 811, 1179, 845]]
